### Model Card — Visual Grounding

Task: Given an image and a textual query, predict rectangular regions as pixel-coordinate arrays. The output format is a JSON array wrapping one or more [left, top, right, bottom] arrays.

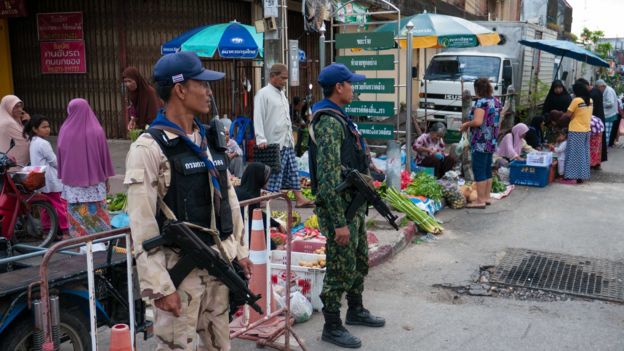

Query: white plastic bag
[[289, 291, 313, 323], [454, 132, 470, 157]]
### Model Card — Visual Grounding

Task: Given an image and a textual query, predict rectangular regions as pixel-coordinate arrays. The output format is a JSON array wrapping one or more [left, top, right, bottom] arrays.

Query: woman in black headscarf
[[525, 116, 545, 149], [235, 163, 284, 245], [543, 80, 572, 116]]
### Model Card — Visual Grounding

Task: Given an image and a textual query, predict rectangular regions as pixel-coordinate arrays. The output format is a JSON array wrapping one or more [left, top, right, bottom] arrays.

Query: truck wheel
[[0, 308, 91, 351]]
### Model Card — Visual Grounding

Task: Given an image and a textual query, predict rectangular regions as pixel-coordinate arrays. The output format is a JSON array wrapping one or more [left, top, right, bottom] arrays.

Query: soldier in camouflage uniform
[[309, 63, 385, 349], [125, 52, 252, 351]]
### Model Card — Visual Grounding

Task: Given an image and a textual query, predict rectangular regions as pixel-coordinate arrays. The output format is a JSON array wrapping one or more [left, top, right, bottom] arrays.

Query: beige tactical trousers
[[153, 249, 230, 351]]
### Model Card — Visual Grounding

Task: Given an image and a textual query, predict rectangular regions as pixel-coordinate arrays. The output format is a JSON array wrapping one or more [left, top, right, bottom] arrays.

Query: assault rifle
[[335, 169, 399, 230], [143, 221, 263, 314]]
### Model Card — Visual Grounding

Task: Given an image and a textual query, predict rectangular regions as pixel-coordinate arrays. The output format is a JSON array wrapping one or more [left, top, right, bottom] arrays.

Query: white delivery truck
[[416, 21, 557, 140]]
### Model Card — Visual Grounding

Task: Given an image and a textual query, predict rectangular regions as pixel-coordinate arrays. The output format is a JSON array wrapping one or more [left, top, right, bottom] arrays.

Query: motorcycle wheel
[[13, 200, 58, 250], [0, 308, 91, 351]]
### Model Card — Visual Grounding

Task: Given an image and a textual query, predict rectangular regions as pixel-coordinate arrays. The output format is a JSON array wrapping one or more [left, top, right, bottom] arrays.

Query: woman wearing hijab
[[122, 66, 163, 131], [495, 123, 534, 162], [235, 162, 284, 245], [57, 99, 115, 246], [0, 95, 31, 166], [524, 116, 545, 149], [542, 80, 572, 116]]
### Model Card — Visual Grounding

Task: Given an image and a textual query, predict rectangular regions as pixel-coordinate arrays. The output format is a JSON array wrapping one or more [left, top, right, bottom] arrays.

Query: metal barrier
[[27, 192, 305, 350], [28, 228, 135, 351], [232, 192, 307, 351]]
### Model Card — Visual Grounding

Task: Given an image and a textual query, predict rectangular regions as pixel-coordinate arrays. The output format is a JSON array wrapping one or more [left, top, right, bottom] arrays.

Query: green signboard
[[352, 78, 395, 94], [335, 32, 395, 50], [438, 35, 478, 48], [345, 101, 394, 117], [336, 55, 394, 71], [357, 123, 395, 140]]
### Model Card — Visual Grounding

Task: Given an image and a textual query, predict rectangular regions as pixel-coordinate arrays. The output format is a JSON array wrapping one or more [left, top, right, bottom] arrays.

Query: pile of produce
[[406, 173, 444, 201], [128, 129, 142, 142], [298, 257, 326, 269], [459, 183, 478, 203], [437, 179, 466, 209], [106, 193, 127, 212], [301, 188, 316, 201], [383, 187, 444, 235], [492, 175, 507, 193], [296, 227, 322, 240], [304, 214, 319, 229], [272, 210, 302, 227], [270, 229, 287, 247], [313, 247, 326, 255]]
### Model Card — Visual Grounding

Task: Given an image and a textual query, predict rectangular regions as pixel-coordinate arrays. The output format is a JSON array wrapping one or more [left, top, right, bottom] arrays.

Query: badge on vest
[[175, 156, 208, 175]]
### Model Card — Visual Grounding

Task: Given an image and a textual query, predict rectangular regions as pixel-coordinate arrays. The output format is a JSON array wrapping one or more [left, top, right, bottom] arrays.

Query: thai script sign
[[37, 12, 84, 40], [336, 55, 394, 71], [40, 41, 86, 74]]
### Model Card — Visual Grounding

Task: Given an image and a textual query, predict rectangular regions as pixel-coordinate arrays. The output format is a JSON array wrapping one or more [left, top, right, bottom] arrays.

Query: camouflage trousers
[[154, 248, 230, 351], [317, 209, 368, 313]]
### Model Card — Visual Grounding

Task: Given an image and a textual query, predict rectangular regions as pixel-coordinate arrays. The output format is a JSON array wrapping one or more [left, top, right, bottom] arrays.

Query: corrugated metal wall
[[287, 10, 324, 104], [9, 0, 252, 138]]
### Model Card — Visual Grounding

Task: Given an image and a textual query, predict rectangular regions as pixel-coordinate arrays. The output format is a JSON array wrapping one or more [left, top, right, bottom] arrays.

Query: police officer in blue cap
[[308, 63, 386, 349], [125, 51, 252, 350]]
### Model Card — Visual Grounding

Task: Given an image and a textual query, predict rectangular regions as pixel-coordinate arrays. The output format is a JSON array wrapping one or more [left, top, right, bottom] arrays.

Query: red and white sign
[[40, 41, 86, 74], [37, 12, 83, 41], [0, 0, 27, 18]]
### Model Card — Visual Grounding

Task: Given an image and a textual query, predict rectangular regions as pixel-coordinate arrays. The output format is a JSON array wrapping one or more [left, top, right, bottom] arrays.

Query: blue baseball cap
[[318, 63, 366, 87], [154, 51, 225, 86]]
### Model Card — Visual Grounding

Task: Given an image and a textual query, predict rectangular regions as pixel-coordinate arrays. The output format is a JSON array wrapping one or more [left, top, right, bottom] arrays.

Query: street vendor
[[494, 123, 535, 165], [309, 63, 385, 349], [412, 122, 456, 178]]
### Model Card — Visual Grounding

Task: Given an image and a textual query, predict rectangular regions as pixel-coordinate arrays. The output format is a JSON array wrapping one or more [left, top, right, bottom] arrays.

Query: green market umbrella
[[377, 11, 500, 48]]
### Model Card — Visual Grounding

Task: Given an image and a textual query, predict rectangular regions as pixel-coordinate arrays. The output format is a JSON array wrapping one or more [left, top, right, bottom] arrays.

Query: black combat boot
[[345, 294, 386, 327], [322, 310, 362, 349]]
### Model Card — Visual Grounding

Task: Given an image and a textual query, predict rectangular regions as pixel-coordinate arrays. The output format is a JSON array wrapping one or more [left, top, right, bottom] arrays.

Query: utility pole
[[263, 0, 287, 88]]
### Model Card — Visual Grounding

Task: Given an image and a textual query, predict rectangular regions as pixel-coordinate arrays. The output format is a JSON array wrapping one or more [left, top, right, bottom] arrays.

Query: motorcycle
[[0, 139, 58, 250]]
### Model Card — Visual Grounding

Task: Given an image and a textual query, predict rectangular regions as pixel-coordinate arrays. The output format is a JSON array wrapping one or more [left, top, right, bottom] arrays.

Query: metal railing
[[28, 228, 135, 351]]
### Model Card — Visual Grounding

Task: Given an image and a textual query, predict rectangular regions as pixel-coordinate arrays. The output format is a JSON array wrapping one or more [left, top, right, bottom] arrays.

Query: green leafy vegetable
[[405, 173, 444, 201]]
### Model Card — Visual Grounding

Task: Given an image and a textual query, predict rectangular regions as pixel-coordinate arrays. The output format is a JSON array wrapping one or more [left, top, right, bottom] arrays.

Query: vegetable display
[[406, 173, 444, 201], [128, 129, 142, 142], [106, 193, 127, 212], [492, 175, 507, 193], [383, 187, 444, 235]]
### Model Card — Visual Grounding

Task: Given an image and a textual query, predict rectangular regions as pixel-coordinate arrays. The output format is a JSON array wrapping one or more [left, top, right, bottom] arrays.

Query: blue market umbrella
[[161, 21, 263, 116], [161, 21, 263, 58], [519, 39, 609, 77]]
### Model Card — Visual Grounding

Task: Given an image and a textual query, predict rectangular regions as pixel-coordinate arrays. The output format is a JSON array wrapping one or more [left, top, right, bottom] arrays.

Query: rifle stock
[[143, 222, 263, 314]]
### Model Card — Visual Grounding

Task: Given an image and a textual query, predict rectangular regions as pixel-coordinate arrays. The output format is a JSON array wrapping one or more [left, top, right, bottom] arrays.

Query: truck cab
[[417, 52, 514, 135]]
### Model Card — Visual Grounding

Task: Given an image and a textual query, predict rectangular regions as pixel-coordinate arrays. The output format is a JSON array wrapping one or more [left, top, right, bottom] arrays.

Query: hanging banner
[[336, 55, 394, 71], [352, 78, 395, 94], [289, 40, 300, 86], [357, 123, 394, 139], [37, 12, 83, 40], [438, 35, 478, 48], [40, 41, 87, 74], [345, 101, 394, 117], [0, 0, 27, 18], [335, 32, 394, 50]]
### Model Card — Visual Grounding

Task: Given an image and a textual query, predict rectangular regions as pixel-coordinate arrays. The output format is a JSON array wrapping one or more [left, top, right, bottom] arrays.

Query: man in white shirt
[[254, 63, 314, 207], [596, 79, 619, 146]]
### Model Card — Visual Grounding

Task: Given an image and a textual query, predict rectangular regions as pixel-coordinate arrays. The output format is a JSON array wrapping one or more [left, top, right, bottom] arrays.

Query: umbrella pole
[[555, 55, 563, 80], [232, 60, 237, 117]]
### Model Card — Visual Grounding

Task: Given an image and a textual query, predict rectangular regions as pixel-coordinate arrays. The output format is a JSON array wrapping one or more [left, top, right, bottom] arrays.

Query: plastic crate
[[291, 238, 326, 254], [509, 160, 550, 187], [270, 250, 325, 311]]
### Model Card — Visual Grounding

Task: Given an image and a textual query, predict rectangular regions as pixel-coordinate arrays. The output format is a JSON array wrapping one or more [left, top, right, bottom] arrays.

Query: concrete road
[[228, 148, 624, 351], [95, 147, 624, 350]]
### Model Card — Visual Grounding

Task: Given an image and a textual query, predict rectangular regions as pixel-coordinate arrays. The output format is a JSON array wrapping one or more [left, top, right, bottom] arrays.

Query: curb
[[368, 222, 417, 267]]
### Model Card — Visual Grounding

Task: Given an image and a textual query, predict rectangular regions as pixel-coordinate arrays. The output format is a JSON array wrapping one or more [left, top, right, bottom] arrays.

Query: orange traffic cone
[[248, 208, 276, 323], [109, 324, 132, 351]]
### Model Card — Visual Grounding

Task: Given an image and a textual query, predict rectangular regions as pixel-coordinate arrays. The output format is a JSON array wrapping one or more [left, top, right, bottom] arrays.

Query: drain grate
[[490, 248, 624, 303]]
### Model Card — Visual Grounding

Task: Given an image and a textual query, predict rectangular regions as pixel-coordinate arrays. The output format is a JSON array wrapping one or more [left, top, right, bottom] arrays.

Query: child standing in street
[[549, 130, 568, 177], [24, 114, 69, 239]]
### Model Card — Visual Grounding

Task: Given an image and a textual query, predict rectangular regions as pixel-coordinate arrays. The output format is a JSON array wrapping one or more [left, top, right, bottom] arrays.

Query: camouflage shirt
[[312, 114, 351, 228]]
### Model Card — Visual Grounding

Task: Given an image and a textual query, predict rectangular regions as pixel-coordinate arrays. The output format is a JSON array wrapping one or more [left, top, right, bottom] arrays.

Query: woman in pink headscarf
[[495, 123, 535, 163], [57, 99, 115, 246], [0, 95, 31, 166]]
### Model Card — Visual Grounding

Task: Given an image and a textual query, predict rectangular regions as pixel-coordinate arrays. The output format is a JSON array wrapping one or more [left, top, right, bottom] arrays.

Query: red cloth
[[41, 192, 69, 231], [590, 132, 602, 167]]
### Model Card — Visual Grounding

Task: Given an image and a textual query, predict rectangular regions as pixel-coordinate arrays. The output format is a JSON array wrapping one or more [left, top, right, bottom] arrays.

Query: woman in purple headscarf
[[57, 98, 115, 246]]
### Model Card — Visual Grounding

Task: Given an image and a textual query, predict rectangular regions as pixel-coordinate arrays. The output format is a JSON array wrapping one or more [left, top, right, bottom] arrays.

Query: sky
[[566, 0, 624, 38]]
